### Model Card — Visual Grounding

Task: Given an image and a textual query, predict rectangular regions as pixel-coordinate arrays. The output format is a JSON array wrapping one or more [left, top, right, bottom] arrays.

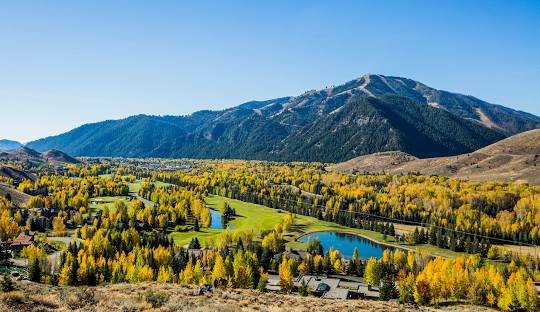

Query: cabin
[[10, 230, 36, 251]]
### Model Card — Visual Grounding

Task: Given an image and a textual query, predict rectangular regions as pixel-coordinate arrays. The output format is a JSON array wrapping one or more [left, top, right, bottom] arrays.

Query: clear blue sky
[[1, 0, 539, 142]]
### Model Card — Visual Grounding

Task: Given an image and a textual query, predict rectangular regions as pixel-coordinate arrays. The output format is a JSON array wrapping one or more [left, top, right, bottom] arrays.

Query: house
[[296, 275, 379, 300], [10, 230, 36, 251], [272, 250, 303, 263]]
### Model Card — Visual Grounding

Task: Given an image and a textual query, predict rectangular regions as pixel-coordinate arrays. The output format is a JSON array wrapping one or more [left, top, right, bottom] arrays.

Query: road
[[129, 192, 156, 208], [46, 236, 81, 273]]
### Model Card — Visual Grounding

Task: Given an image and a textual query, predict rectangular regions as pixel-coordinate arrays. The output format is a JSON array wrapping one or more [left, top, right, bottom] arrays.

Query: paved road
[[129, 192, 156, 208], [46, 236, 81, 273]]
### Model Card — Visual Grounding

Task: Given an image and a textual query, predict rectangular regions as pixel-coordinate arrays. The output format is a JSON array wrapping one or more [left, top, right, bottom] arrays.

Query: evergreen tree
[[188, 237, 201, 249], [298, 279, 310, 296], [379, 275, 398, 301], [28, 258, 41, 283], [0, 274, 14, 292]]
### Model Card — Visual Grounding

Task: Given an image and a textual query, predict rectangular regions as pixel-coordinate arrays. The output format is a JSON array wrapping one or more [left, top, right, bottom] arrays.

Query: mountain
[[328, 129, 540, 184], [27, 74, 540, 162], [42, 149, 80, 164], [0, 147, 79, 166], [0, 139, 22, 152]]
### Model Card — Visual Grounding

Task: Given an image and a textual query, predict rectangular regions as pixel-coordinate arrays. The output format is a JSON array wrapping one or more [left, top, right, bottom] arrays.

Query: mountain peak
[[26, 74, 540, 162]]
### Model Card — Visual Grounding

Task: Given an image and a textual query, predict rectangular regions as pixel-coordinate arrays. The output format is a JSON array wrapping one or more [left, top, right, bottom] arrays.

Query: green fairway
[[88, 196, 131, 214], [170, 195, 284, 246], [169, 195, 474, 259], [128, 180, 173, 193], [205, 195, 284, 232]]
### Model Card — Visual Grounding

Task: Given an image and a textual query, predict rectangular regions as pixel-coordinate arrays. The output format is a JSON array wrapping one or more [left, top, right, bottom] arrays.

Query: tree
[[157, 266, 174, 283], [306, 238, 323, 256], [397, 271, 415, 304], [0, 210, 18, 241], [257, 268, 268, 292], [28, 258, 42, 283], [0, 274, 14, 292], [414, 279, 432, 305], [379, 275, 398, 301], [233, 251, 253, 289], [278, 257, 293, 293], [261, 231, 285, 253], [364, 258, 382, 286], [52, 216, 67, 236], [498, 270, 538, 312], [188, 237, 201, 249], [298, 279, 310, 296], [180, 258, 195, 284], [212, 254, 228, 287]]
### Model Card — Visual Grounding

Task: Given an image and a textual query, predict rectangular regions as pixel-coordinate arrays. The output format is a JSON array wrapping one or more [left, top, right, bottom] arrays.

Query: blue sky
[[1, 0, 539, 142]]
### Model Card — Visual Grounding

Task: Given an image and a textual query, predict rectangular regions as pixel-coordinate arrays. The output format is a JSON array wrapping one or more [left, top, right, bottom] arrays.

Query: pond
[[299, 231, 394, 259], [209, 209, 223, 229]]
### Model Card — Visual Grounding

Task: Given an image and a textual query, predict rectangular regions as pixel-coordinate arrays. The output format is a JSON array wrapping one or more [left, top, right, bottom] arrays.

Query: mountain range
[[26, 74, 540, 163]]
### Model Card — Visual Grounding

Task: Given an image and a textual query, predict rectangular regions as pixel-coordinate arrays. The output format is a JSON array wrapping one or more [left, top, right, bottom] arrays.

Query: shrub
[[2, 291, 25, 304], [62, 288, 96, 309], [142, 289, 169, 308]]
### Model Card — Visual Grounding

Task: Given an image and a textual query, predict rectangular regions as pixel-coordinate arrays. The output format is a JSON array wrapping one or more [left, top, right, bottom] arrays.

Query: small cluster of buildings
[[266, 273, 380, 300]]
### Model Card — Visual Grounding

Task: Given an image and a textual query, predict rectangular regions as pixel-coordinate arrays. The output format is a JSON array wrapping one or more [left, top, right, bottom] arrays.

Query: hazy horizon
[[1, 0, 539, 142]]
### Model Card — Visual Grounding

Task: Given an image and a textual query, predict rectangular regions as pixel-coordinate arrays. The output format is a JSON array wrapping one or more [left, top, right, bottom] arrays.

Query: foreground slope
[[1, 281, 493, 312], [329, 129, 540, 184], [27, 74, 539, 162]]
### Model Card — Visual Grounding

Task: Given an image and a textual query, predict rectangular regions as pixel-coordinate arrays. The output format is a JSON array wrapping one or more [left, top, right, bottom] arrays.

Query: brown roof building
[[11, 230, 36, 248]]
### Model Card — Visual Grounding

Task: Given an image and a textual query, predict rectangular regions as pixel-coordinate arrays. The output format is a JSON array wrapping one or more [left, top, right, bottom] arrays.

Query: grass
[[128, 180, 173, 193], [170, 195, 484, 259], [170, 195, 284, 246], [49, 240, 67, 251], [87, 196, 131, 215]]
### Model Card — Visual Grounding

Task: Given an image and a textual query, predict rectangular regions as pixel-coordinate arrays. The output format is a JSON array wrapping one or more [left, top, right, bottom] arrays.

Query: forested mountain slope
[[27, 74, 540, 162]]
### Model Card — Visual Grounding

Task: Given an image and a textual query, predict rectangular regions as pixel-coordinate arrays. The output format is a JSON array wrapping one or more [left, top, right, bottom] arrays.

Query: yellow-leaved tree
[[278, 257, 293, 293]]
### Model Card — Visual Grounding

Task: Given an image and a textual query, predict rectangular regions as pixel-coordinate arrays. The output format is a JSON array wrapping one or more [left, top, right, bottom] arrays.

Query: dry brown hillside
[[329, 129, 540, 184], [0, 182, 30, 207], [0, 281, 495, 312]]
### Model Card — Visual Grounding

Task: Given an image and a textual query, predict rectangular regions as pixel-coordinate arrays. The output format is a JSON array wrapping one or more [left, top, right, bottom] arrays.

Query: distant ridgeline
[[27, 74, 540, 163]]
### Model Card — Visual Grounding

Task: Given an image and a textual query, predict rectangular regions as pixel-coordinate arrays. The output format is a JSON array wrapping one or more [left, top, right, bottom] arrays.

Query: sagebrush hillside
[[329, 129, 540, 184], [0, 281, 493, 312], [27, 74, 539, 162]]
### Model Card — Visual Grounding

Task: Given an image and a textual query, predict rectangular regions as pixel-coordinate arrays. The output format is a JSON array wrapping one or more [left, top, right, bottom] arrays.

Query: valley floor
[[1, 281, 496, 312]]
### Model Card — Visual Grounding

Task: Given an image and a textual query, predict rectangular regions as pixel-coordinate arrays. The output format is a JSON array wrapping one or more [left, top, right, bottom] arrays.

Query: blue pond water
[[299, 231, 393, 259], [209, 209, 223, 229]]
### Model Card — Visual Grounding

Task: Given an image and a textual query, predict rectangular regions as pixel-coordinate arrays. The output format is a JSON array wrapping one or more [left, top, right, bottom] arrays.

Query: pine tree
[[379, 275, 398, 301], [0, 274, 14, 292], [28, 258, 42, 283], [299, 279, 309, 296]]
